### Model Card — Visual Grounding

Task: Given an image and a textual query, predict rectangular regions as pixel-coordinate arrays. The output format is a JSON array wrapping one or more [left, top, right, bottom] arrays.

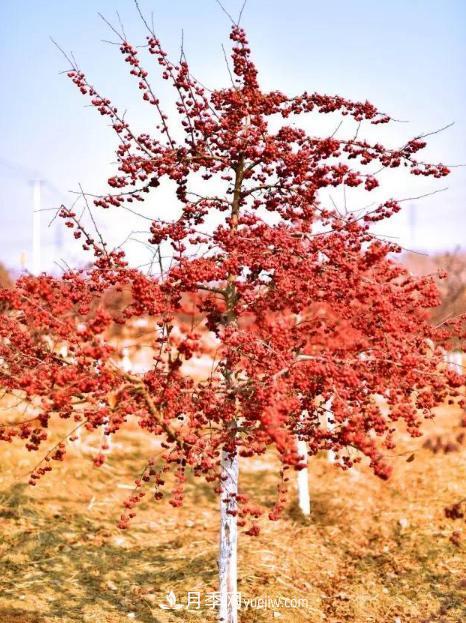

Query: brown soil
[[0, 407, 465, 623]]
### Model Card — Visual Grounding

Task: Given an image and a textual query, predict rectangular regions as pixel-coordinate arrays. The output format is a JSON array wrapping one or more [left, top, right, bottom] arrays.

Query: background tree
[[404, 248, 466, 325], [1, 15, 464, 623]]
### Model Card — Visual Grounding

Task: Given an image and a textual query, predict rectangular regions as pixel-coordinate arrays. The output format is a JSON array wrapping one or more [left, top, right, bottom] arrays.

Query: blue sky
[[0, 0, 465, 273]]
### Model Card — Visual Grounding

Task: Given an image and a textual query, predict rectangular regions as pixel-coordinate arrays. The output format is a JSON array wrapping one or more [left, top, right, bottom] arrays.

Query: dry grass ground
[[0, 407, 465, 623]]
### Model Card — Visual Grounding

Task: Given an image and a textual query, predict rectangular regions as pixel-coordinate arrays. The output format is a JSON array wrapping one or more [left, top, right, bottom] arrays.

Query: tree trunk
[[296, 438, 311, 515], [218, 447, 239, 623], [324, 397, 336, 463]]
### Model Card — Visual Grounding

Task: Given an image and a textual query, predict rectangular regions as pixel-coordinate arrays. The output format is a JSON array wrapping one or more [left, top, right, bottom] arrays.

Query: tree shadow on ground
[[0, 483, 218, 623], [0, 608, 45, 623], [287, 492, 345, 527]]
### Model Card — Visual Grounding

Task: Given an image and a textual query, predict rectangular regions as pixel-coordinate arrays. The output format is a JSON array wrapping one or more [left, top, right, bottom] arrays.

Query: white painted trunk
[[445, 351, 463, 374], [74, 425, 82, 445], [218, 448, 239, 623], [121, 346, 133, 373], [296, 438, 311, 515], [324, 397, 336, 463]]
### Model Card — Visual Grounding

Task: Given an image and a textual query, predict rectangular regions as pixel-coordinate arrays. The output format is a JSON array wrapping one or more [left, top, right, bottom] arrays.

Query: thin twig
[[215, 0, 235, 24]]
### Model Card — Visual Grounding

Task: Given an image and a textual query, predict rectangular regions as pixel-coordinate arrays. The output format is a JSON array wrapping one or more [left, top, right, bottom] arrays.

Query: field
[[0, 407, 465, 623]]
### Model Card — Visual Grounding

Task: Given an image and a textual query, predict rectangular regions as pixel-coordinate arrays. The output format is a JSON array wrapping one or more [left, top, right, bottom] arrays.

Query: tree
[[1, 16, 464, 623], [402, 249, 466, 374], [403, 249, 466, 326]]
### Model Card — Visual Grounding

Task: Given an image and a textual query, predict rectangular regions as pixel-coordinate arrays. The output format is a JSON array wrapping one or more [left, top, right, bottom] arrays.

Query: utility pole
[[31, 179, 43, 275]]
